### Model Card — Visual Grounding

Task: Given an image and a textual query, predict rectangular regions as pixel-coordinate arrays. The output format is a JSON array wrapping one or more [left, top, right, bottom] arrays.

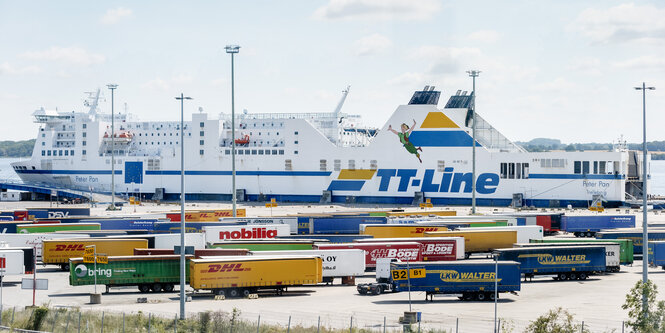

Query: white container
[[153, 233, 206, 250], [220, 217, 298, 234], [457, 225, 544, 243], [0, 192, 20, 202], [250, 249, 365, 278], [0, 233, 90, 258], [203, 224, 290, 244], [375, 258, 396, 281], [0, 249, 24, 276]]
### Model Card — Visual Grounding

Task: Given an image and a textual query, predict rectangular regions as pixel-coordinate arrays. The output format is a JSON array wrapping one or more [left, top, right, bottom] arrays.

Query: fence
[[0, 305, 631, 333]]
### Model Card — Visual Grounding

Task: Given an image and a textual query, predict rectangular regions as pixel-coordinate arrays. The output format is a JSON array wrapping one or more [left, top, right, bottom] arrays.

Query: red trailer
[[355, 237, 461, 261], [315, 242, 421, 268]]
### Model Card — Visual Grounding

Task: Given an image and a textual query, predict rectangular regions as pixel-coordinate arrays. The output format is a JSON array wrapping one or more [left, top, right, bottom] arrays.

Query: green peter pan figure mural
[[388, 119, 423, 163]]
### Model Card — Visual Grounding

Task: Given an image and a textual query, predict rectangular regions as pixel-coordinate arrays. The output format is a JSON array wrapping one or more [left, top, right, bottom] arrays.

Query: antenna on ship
[[84, 88, 102, 115], [334, 85, 351, 144]]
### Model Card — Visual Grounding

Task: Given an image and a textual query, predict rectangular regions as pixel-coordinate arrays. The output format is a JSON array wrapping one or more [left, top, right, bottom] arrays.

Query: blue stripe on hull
[[16, 170, 122, 175], [146, 170, 331, 176]]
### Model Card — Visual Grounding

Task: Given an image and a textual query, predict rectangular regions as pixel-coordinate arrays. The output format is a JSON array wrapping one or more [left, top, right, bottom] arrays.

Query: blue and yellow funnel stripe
[[327, 169, 376, 191], [409, 112, 481, 147]]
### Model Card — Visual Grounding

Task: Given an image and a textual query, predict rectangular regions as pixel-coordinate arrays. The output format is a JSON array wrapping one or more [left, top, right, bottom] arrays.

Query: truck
[[134, 248, 250, 257], [648, 241, 665, 269], [189, 255, 322, 297], [595, 229, 665, 254], [209, 240, 317, 251], [42, 239, 149, 270], [307, 216, 387, 234], [203, 224, 290, 244], [0, 249, 25, 279], [423, 230, 517, 257], [529, 238, 634, 265], [220, 217, 299, 234], [247, 249, 365, 284], [315, 242, 421, 268], [494, 245, 606, 281], [355, 237, 464, 260], [358, 260, 521, 302], [561, 215, 635, 237], [455, 226, 543, 244], [16, 223, 101, 234], [360, 224, 449, 238], [0, 233, 89, 258], [513, 242, 621, 272], [69, 255, 192, 293]]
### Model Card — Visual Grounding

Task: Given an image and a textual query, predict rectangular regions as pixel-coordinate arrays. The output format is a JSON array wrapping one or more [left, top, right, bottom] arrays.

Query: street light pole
[[494, 253, 498, 333], [635, 82, 655, 317], [175, 93, 192, 320], [225, 45, 240, 217], [106, 84, 118, 210], [466, 70, 481, 214]]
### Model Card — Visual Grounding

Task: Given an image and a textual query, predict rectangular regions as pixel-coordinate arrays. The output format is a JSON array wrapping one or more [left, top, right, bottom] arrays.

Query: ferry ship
[[10, 86, 648, 208]]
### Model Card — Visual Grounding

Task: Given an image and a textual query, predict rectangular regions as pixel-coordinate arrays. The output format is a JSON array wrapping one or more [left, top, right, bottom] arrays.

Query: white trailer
[[0, 233, 90, 258], [153, 233, 206, 250], [219, 217, 299, 234], [513, 242, 621, 272], [203, 224, 290, 244], [0, 249, 24, 278], [249, 249, 366, 283], [456, 226, 544, 243]]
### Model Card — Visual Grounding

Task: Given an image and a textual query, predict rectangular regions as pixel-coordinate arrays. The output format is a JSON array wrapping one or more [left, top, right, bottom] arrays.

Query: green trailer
[[530, 238, 634, 265], [69, 255, 192, 293], [18, 223, 100, 234], [209, 240, 315, 251]]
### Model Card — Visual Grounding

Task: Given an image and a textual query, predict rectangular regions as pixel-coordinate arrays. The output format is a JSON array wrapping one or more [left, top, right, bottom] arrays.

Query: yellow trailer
[[360, 224, 448, 238], [42, 239, 149, 270], [189, 256, 322, 297], [381, 210, 457, 217], [424, 230, 517, 257]]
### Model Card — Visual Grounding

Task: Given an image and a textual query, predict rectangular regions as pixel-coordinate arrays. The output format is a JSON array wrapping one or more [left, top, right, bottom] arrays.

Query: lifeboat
[[235, 134, 250, 146]]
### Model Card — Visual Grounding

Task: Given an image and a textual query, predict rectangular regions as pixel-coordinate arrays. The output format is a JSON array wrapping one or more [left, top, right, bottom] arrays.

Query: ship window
[[58, 150, 62, 156], [258, 150, 264, 155], [294, 141, 298, 144], [370, 160, 377, 170], [82, 141, 86, 146], [320, 159, 327, 171], [574, 161, 581, 174], [64, 150, 68, 156], [285, 159, 292, 171], [41, 133, 45, 138], [582, 161, 590, 174], [522, 163, 529, 179], [200, 140, 204, 145], [599, 161, 606, 174], [200, 122, 204, 127], [245, 150, 250, 155], [500, 163, 507, 179], [263, 150, 269, 155], [82, 150, 86, 155], [294, 151, 298, 155], [82, 132, 86, 138], [294, 131, 298, 135], [82, 124, 86, 129], [516, 163, 522, 179], [41, 142, 45, 146], [238, 150, 243, 155], [593, 161, 598, 174], [41, 150, 45, 156], [200, 131, 204, 136], [348, 160, 356, 170], [252, 150, 257, 155], [508, 163, 515, 179], [272, 150, 277, 155], [47, 151, 51, 156], [278, 150, 283, 155], [334, 159, 341, 171], [200, 150, 204, 155]]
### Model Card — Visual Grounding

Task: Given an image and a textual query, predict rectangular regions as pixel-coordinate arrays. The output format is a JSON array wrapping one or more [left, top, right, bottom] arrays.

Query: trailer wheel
[[139, 284, 150, 293], [373, 286, 383, 295], [214, 289, 225, 296], [242, 289, 252, 297], [463, 293, 474, 301], [557, 273, 567, 281], [585, 232, 594, 237], [476, 293, 486, 301], [151, 283, 163, 292], [229, 289, 240, 298], [569, 273, 577, 280], [573, 232, 580, 237], [60, 264, 70, 271], [163, 284, 175, 292], [489, 293, 496, 301], [579, 273, 588, 280]]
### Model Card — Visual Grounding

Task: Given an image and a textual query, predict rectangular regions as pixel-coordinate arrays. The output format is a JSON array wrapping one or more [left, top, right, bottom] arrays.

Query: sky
[[1, 0, 664, 144]]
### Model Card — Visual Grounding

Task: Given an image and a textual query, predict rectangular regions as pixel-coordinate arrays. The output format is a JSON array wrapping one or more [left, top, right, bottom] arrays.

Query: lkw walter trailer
[[494, 245, 606, 281]]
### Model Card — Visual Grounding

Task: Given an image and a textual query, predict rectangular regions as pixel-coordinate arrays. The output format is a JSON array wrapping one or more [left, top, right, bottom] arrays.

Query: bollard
[[257, 314, 261, 333], [622, 321, 625, 333], [581, 321, 584, 332], [456, 318, 459, 333], [101, 311, 105, 333], [148, 313, 151, 333], [418, 320, 421, 333], [317, 315, 321, 333], [287, 315, 291, 333], [11, 306, 15, 326], [498, 318, 501, 333], [78, 312, 82, 333], [383, 316, 386, 333], [174, 313, 178, 333], [350, 316, 353, 332], [66, 312, 71, 333]]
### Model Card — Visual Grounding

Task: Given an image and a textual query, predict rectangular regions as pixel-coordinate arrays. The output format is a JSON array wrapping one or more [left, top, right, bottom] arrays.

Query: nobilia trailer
[[189, 256, 322, 297], [513, 242, 621, 272], [69, 255, 192, 293], [494, 246, 606, 281], [388, 260, 521, 302]]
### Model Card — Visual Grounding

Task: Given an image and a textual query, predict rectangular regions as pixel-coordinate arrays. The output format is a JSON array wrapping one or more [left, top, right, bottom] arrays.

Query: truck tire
[[462, 293, 474, 301], [151, 283, 163, 292], [214, 289, 225, 296], [359, 289, 367, 295], [163, 284, 175, 292], [229, 289, 240, 298], [373, 286, 383, 295], [139, 284, 150, 293], [242, 289, 251, 297], [489, 293, 496, 301], [60, 263, 70, 271], [569, 273, 577, 280], [579, 273, 588, 280], [557, 273, 567, 281], [476, 293, 486, 301]]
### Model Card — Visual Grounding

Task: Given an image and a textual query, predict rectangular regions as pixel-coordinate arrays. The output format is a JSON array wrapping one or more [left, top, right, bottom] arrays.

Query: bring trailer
[[69, 255, 192, 293], [42, 239, 149, 270], [368, 260, 522, 302], [494, 245, 606, 281], [17, 223, 101, 234], [189, 256, 322, 297], [134, 248, 250, 257], [513, 242, 621, 272], [529, 238, 633, 265]]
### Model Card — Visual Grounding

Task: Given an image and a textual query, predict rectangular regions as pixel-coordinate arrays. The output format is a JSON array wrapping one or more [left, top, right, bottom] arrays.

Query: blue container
[[391, 261, 521, 295], [80, 218, 161, 231], [28, 208, 91, 219], [648, 241, 665, 268], [561, 215, 635, 233], [27, 210, 49, 219], [0, 212, 13, 217], [0, 221, 29, 233], [495, 246, 606, 276], [153, 222, 233, 233], [310, 216, 387, 234], [516, 217, 527, 226], [0, 216, 14, 221], [277, 234, 373, 243], [297, 217, 310, 234], [596, 230, 665, 254]]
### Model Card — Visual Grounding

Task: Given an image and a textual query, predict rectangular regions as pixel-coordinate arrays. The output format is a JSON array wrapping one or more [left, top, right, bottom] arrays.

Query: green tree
[[525, 307, 589, 333], [622, 280, 665, 332]]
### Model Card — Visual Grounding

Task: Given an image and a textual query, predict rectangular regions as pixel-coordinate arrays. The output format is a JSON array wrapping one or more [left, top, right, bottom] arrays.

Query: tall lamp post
[[466, 70, 481, 214], [106, 84, 118, 210], [635, 82, 655, 317], [225, 45, 240, 217], [175, 93, 192, 320]]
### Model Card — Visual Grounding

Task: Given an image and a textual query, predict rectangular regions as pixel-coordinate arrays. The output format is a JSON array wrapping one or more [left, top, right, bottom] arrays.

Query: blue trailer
[[308, 216, 387, 234], [561, 215, 635, 237], [152, 222, 235, 233], [381, 260, 521, 302], [277, 234, 373, 243], [494, 246, 606, 281], [28, 208, 91, 219], [80, 218, 162, 231], [596, 229, 665, 254], [648, 241, 665, 269]]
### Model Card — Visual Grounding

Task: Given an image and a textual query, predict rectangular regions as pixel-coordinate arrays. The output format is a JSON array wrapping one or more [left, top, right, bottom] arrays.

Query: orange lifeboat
[[235, 134, 250, 145]]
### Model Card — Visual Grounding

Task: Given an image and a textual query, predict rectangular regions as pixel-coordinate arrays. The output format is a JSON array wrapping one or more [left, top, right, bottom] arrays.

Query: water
[[2, 157, 665, 195]]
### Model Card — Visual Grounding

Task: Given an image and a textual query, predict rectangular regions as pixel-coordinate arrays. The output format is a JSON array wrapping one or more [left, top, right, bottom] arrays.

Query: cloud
[[101, 7, 133, 25], [354, 33, 392, 56], [313, 0, 441, 21], [571, 3, 665, 43], [612, 55, 665, 71], [142, 74, 194, 91], [530, 78, 577, 93], [0, 62, 40, 75], [467, 30, 501, 43], [387, 72, 427, 86], [567, 57, 603, 75], [21, 47, 105, 66], [411, 46, 482, 74]]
